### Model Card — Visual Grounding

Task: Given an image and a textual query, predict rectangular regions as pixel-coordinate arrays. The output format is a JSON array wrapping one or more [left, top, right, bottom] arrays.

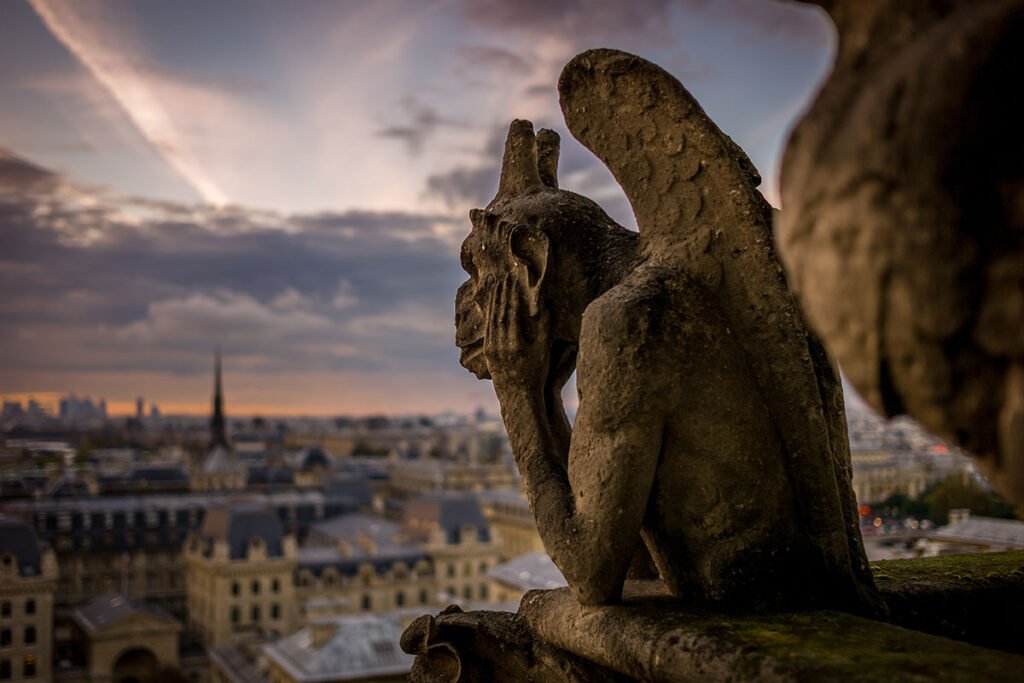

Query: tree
[[925, 474, 1018, 525]]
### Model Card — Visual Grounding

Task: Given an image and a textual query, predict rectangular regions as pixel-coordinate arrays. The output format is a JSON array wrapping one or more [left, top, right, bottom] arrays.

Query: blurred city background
[[2, 1, 1021, 682]]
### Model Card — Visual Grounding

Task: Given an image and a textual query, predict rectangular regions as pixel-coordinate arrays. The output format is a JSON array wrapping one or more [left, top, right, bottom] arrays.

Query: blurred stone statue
[[777, 0, 1024, 505], [455, 48, 879, 612]]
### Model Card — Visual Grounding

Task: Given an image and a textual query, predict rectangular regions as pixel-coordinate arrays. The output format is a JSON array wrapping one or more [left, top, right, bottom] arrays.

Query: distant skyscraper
[[135, 396, 145, 421], [210, 348, 229, 449]]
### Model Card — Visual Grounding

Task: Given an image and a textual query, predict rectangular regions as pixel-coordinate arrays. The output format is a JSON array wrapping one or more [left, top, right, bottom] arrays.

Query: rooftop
[[0, 514, 43, 576], [402, 492, 489, 544], [488, 552, 566, 591], [932, 516, 1024, 548], [263, 614, 413, 682], [200, 503, 285, 559], [72, 592, 178, 634]]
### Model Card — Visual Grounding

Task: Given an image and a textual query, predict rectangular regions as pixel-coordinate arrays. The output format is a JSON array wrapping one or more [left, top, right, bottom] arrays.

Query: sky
[[0, 0, 835, 417]]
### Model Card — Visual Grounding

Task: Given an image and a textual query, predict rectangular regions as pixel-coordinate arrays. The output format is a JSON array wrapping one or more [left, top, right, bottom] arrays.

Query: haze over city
[[0, 0, 835, 415]]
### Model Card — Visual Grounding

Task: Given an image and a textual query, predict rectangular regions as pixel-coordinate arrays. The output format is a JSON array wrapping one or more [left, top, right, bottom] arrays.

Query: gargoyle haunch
[[456, 49, 879, 612]]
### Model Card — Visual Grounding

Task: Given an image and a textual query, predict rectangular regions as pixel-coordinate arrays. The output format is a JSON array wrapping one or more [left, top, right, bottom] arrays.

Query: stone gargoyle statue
[[455, 48, 880, 613], [777, 0, 1024, 506]]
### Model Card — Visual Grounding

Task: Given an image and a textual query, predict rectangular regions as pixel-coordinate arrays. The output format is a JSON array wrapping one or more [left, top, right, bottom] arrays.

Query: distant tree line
[[878, 474, 1020, 525]]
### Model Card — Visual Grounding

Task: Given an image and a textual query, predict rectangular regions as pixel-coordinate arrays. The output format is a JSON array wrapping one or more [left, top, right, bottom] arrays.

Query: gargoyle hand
[[484, 274, 549, 392]]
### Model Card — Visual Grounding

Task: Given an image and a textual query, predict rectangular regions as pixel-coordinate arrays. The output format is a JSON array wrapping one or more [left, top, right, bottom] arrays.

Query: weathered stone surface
[[518, 581, 1024, 683], [777, 0, 1024, 505], [400, 605, 628, 683], [403, 556, 1024, 683], [872, 550, 1024, 653], [455, 48, 879, 614]]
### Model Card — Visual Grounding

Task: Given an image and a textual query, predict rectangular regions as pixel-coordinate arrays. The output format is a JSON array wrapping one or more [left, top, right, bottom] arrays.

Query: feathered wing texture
[[558, 49, 876, 604]]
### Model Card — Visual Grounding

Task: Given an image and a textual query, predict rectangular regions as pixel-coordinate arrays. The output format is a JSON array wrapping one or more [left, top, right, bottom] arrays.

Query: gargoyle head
[[456, 119, 637, 386]]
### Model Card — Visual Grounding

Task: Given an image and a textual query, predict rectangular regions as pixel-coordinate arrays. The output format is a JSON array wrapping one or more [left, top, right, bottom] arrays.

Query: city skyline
[[1, 0, 836, 414]]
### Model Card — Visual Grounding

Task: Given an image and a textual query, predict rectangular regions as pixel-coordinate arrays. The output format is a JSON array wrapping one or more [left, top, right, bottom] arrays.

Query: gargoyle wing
[[558, 49, 875, 607]]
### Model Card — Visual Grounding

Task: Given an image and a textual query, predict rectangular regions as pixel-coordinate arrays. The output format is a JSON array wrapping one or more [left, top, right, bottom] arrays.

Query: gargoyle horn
[[489, 120, 559, 207], [536, 128, 560, 189]]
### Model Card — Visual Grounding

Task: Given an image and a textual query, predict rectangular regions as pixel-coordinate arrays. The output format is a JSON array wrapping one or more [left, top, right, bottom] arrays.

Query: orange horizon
[[0, 393, 483, 418]]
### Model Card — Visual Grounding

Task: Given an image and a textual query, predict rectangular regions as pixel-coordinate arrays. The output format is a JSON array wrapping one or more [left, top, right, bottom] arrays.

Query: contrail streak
[[28, 0, 230, 206]]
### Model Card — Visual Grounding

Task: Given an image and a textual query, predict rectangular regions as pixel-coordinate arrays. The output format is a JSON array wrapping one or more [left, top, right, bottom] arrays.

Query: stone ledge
[[520, 583, 1023, 682], [402, 552, 1024, 682], [873, 550, 1024, 653]]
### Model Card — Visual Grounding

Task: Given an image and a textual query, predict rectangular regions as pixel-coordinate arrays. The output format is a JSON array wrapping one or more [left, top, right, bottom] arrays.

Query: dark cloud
[[0, 148, 59, 195], [461, 0, 674, 42], [0, 152, 466, 379], [457, 45, 533, 75], [425, 166, 498, 210], [376, 97, 459, 156]]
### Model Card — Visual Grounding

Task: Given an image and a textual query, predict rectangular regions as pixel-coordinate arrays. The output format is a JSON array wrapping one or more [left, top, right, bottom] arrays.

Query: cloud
[[0, 151, 466, 385], [461, 0, 674, 42], [0, 148, 59, 195], [457, 45, 534, 75], [376, 97, 461, 156]]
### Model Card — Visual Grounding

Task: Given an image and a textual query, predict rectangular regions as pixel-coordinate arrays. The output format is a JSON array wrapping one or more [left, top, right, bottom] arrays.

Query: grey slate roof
[[263, 614, 413, 682], [303, 514, 426, 575], [325, 476, 374, 508], [297, 444, 330, 471], [931, 516, 1024, 548], [72, 592, 178, 633], [488, 552, 567, 591], [402, 492, 489, 544], [200, 503, 285, 559], [0, 514, 43, 576]]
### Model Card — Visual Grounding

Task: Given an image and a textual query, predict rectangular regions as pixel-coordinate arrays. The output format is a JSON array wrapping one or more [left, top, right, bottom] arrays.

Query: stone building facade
[[185, 504, 298, 648], [0, 515, 57, 683]]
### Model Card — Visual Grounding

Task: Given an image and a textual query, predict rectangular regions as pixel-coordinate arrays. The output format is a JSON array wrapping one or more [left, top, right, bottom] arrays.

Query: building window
[[0, 660, 9, 680], [22, 656, 34, 678], [230, 607, 239, 624], [251, 606, 260, 621], [396, 592, 405, 607], [420, 589, 428, 605], [24, 628, 35, 645], [271, 578, 280, 593], [24, 601, 34, 616], [251, 580, 260, 595], [231, 582, 240, 596], [446, 564, 455, 578], [361, 595, 371, 611], [271, 604, 280, 620], [0, 603, 8, 618], [463, 562, 471, 576], [463, 586, 472, 600], [479, 561, 488, 574], [479, 584, 489, 600], [0, 629, 10, 647]]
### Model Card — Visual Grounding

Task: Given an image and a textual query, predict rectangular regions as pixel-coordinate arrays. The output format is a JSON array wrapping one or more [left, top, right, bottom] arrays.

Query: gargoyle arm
[[496, 295, 664, 605]]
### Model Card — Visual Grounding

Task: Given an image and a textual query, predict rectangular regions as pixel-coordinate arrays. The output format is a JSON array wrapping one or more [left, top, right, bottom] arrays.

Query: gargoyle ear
[[509, 224, 549, 317]]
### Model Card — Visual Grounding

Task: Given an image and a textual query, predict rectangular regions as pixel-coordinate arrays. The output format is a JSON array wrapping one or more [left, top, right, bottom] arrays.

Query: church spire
[[210, 347, 228, 449]]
